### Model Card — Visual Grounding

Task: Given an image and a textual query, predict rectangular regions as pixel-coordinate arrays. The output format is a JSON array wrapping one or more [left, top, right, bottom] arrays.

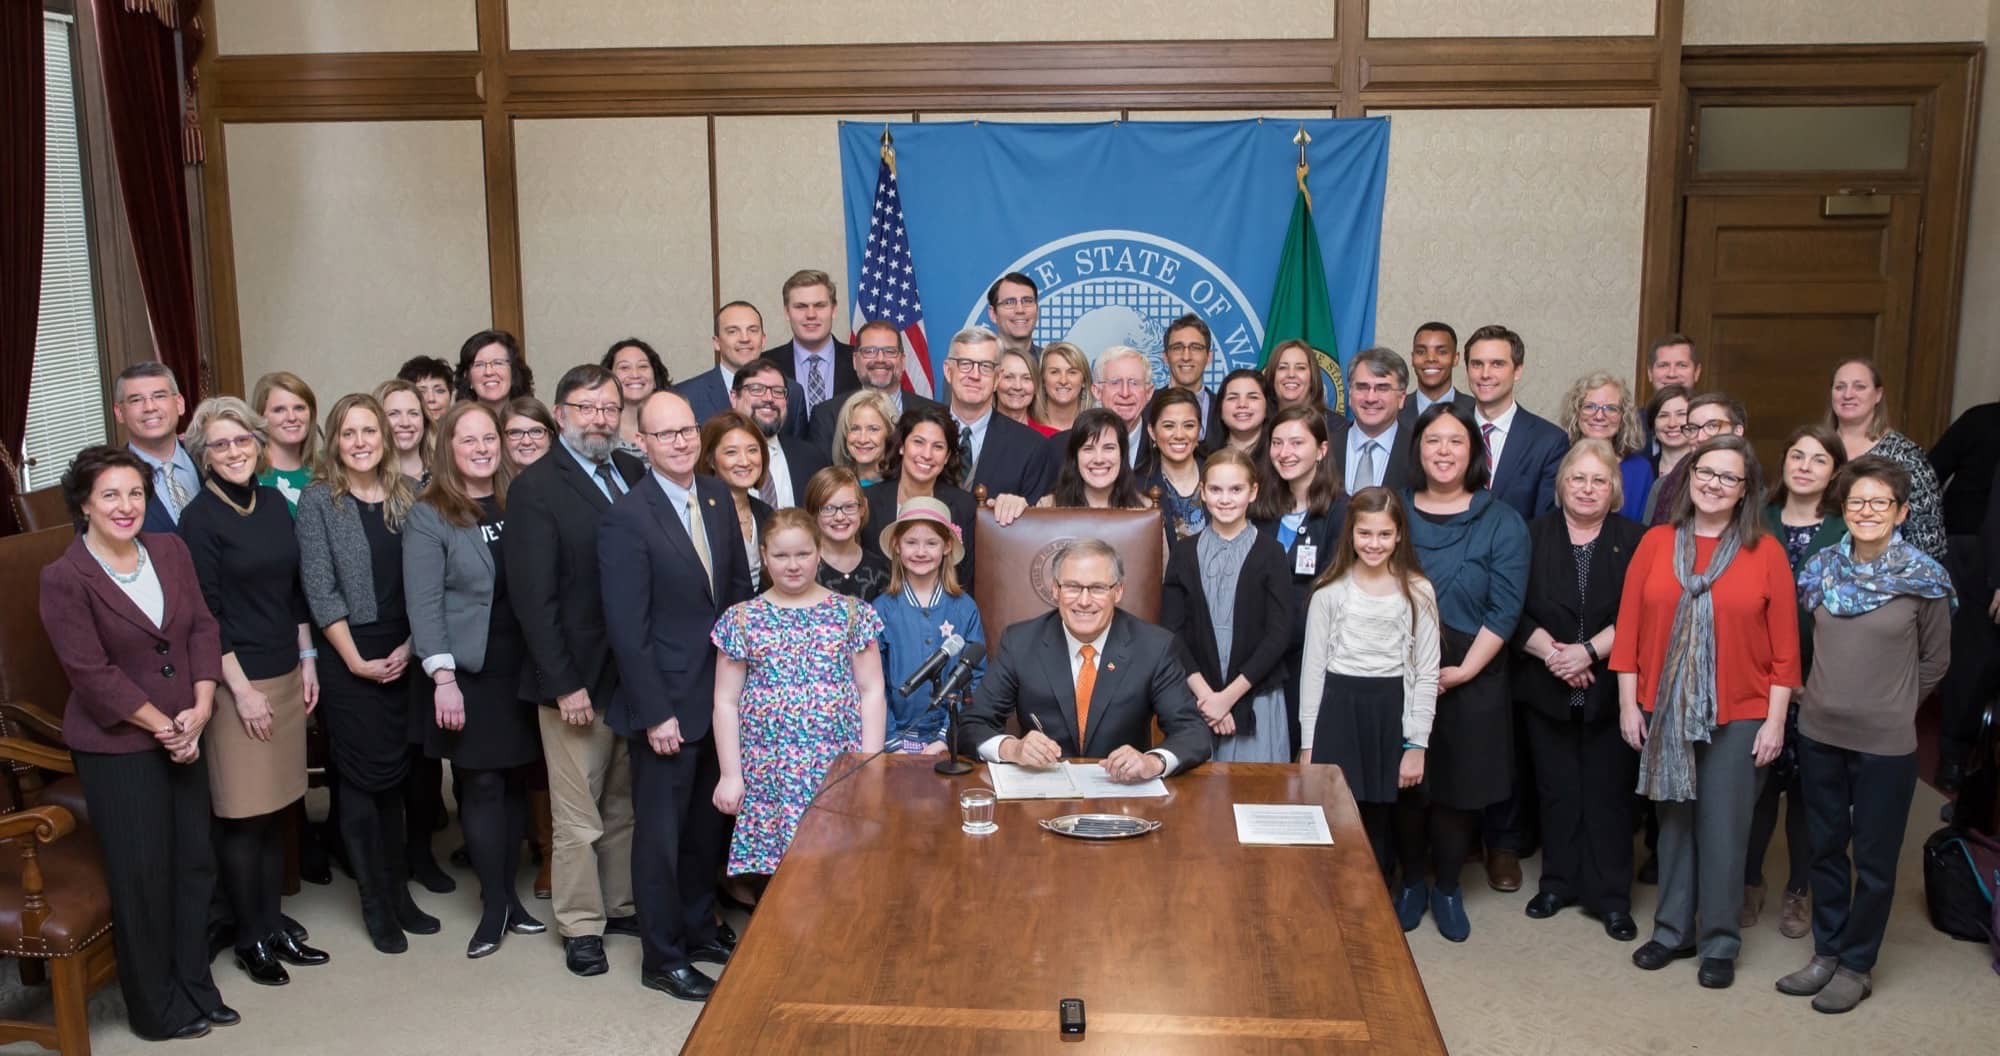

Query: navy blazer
[[1486, 407, 1567, 521], [598, 473, 753, 739], [671, 367, 808, 440], [1327, 415, 1416, 494], [958, 610, 1212, 772], [962, 410, 1055, 503], [769, 338, 859, 404], [138, 446, 202, 534], [773, 435, 831, 505], [1159, 529, 1294, 733]]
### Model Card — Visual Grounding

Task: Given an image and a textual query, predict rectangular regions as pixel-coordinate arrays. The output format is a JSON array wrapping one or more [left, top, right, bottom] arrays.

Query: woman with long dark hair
[[1040, 407, 1150, 511], [603, 338, 670, 457], [1144, 388, 1206, 540], [861, 404, 978, 587], [1252, 405, 1349, 756]]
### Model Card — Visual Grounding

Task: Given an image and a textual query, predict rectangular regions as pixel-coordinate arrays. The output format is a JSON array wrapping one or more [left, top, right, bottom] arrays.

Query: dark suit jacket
[[773, 435, 831, 506], [1159, 530, 1294, 733], [1510, 512, 1645, 723], [1398, 390, 1476, 429], [1254, 498, 1350, 654], [958, 610, 1212, 772], [39, 533, 223, 754], [1326, 416, 1416, 494], [138, 446, 202, 534], [769, 338, 859, 404], [962, 410, 1055, 503], [862, 480, 977, 588], [805, 388, 942, 451], [671, 367, 807, 440], [1487, 407, 1566, 520], [598, 473, 753, 739], [505, 446, 644, 707]]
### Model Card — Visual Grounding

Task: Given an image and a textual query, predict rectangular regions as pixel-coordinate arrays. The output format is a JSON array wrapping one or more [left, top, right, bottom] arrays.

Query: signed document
[[986, 762, 1170, 800]]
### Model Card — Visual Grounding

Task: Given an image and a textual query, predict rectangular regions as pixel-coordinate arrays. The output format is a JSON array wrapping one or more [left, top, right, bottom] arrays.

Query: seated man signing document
[[959, 538, 1213, 782]]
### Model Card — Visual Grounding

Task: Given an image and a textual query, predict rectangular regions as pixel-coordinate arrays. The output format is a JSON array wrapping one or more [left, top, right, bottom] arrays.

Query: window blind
[[24, 12, 108, 493]]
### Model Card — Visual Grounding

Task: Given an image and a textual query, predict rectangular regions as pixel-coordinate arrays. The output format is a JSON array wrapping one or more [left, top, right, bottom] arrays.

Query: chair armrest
[[0, 737, 75, 775], [0, 804, 76, 845], [0, 701, 66, 742]]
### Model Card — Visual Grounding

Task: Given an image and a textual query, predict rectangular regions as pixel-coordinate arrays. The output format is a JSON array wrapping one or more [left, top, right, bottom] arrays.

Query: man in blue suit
[[1467, 325, 1565, 522], [112, 361, 200, 533], [672, 302, 806, 440], [598, 390, 753, 1002]]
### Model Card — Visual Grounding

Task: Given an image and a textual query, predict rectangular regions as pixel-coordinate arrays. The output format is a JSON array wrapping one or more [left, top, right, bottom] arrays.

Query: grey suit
[[402, 501, 497, 673], [295, 482, 383, 629]]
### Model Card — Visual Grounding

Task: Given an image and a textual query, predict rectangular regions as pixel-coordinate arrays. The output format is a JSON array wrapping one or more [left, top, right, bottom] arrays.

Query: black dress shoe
[[1631, 940, 1697, 971], [204, 1005, 240, 1027], [604, 914, 642, 938], [233, 941, 291, 986], [170, 1018, 212, 1040], [281, 914, 309, 943], [270, 930, 331, 966], [1698, 957, 1736, 989], [642, 965, 716, 1001], [505, 906, 548, 935], [395, 891, 441, 936], [688, 940, 732, 965], [410, 854, 457, 894], [466, 936, 501, 960], [1602, 911, 1638, 941], [1524, 892, 1575, 919], [564, 936, 609, 977]]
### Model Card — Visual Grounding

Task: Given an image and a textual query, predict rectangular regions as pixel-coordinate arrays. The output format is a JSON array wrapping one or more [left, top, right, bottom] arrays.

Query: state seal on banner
[[962, 230, 1266, 391]]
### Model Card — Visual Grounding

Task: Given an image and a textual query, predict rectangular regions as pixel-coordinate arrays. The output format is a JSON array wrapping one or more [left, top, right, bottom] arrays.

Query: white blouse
[[109, 546, 166, 628], [1298, 575, 1441, 753]]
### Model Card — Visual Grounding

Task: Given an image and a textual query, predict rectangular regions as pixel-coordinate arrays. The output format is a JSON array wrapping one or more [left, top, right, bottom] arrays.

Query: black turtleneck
[[178, 476, 310, 680]]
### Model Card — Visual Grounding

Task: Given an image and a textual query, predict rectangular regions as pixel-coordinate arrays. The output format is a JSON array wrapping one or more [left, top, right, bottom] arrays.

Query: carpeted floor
[[3, 782, 1991, 1055]]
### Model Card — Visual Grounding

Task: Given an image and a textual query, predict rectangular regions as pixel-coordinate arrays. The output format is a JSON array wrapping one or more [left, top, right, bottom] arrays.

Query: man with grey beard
[[731, 356, 829, 509], [504, 363, 651, 978]]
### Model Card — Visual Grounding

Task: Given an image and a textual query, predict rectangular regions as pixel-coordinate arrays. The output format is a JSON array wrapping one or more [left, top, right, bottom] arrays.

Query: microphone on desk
[[931, 640, 985, 704], [896, 633, 965, 697]]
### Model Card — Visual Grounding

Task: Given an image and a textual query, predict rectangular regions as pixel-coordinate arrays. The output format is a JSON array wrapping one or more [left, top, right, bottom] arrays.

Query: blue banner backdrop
[[838, 118, 1390, 390]]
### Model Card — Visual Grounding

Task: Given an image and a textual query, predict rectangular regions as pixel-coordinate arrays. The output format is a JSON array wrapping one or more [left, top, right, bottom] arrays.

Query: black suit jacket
[[805, 388, 942, 452], [773, 435, 831, 505], [1398, 390, 1476, 428], [1159, 530, 1294, 733], [962, 410, 1055, 503], [505, 446, 644, 707], [138, 446, 202, 534], [958, 610, 1212, 772], [1487, 407, 1567, 520], [1253, 498, 1349, 652], [769, 339, 859, 404], [1326, 416, 1416, 494], [862, 480, 977, 588], [598, 473, 753, 739], [671, 367, 807, 440], [1510, 512, 1646, 723]]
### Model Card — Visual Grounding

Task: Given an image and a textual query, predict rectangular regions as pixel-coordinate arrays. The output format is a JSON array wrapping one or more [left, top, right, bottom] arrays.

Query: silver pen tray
[[1038, 814, 1162, 840]]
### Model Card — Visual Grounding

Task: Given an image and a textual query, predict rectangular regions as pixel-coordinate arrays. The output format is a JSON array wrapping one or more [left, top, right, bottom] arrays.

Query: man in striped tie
[[767, 269, 857, 409], [111, 361, 199, 533]]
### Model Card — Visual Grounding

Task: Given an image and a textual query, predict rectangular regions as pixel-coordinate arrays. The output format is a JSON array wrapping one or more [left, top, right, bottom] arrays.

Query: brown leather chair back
[[12, 488, 69, 534], [972, 506, 1165, 661], [0, 528, 76, 723]]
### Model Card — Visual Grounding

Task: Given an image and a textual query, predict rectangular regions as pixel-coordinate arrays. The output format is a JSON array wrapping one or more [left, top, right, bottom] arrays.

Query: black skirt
[[420, 622, 540, 771], [1420, 624, 1513, 811], [315, 625, 412, 793], [1312, 673, 1403, 804]]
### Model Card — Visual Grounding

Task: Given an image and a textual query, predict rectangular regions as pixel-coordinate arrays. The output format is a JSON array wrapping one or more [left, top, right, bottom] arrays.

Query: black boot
[[382, 802, 441, 935], [344, 832, 406, 955]]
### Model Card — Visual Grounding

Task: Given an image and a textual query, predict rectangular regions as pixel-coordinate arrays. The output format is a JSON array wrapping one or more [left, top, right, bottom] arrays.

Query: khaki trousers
[[538, 706, 636, 937]]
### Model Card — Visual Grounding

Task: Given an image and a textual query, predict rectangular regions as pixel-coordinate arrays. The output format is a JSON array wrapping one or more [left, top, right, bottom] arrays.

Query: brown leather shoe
[[1779, 890, 1810, 938], [1485, 849, 1522, 893], [1739, 884, 1766, 929]]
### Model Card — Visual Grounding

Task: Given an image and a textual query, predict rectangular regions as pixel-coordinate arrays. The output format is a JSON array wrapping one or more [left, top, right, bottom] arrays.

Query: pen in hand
[[1024, 713, 1063, 767]]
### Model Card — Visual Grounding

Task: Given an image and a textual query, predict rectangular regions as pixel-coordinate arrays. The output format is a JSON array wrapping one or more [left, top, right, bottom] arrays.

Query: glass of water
[[960, 788, 997, 835]]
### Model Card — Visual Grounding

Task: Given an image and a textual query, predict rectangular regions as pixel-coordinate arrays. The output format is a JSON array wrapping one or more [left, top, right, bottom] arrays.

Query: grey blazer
[[402, 500, 497, 674], [296, 481, 383, 629]]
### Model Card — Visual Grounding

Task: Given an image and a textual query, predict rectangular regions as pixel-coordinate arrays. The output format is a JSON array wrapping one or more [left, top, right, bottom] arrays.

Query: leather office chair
[[0, 446, 68, 534], [970, 505, 1167, 658], [0, 528, 87, 826]]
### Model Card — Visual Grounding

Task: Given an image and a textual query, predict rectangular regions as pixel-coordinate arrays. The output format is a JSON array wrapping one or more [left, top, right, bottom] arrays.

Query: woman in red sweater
[[1610, 434, 1801, 991]]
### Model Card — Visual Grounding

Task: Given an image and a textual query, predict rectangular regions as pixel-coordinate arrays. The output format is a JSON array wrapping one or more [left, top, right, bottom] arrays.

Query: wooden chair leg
[[18, 957, 47, 986], [48, 952, 92, 1056]]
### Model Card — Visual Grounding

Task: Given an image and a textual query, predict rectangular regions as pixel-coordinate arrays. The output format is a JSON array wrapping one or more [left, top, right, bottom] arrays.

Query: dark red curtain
[[93, 0, 202, 411], [1, 0, 48, 533]]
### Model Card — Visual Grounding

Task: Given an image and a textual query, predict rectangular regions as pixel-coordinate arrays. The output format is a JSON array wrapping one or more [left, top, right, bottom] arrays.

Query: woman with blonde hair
[[252, 371, 321, 512], [373, 379, 434, 485], [1824, 358, 1945, 561], [1559, 371, 1654, 521], [831, 390, 897, 486], [1034, 342, 1095, 434]]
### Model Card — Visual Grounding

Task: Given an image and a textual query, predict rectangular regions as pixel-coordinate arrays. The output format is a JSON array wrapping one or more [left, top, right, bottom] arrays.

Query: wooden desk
[[683, 756, 1444, 1054]]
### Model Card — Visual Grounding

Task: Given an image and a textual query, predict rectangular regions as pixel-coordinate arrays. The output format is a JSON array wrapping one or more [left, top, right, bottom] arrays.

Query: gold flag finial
[[1293, 125, 1313, 210], [880, 124, 897, 174]]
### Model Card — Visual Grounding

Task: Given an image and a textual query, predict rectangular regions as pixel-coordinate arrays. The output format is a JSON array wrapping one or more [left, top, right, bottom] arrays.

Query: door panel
[[1678, 193, 1919, 476]]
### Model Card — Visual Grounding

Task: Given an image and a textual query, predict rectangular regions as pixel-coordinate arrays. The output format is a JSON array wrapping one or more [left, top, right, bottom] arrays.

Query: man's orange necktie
[[1075, 644, 1097, 749]]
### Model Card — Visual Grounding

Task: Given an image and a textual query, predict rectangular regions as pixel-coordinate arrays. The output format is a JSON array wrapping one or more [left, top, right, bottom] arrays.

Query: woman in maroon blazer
[[38, 446, 235, 1041]]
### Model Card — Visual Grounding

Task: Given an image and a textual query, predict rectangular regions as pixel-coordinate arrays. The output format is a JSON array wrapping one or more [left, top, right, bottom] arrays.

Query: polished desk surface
[[682, 756, 1445, 1054]]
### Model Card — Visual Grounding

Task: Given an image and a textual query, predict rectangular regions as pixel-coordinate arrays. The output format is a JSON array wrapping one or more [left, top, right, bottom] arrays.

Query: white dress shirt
[[763, 437, 796, 508], [978, 617, 1178, 774], [1345, 419, 1399, 492], [1414, 387, 1462, 416], [1476, 401, 1520, 473], [953, 406, 993, 473]]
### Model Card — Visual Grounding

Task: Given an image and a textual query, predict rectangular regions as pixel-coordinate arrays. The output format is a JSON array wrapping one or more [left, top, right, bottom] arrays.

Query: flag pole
[[1293, 125, 1313, 211]]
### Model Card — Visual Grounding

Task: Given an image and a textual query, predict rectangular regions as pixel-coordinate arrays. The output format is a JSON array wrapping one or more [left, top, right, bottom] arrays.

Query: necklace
[[86, 539, 148, 584], [206, 479, 258, 517]]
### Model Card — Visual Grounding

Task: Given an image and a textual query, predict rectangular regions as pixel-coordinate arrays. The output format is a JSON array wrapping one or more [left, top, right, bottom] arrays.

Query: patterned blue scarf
[[1798, 531, 1956, 617]]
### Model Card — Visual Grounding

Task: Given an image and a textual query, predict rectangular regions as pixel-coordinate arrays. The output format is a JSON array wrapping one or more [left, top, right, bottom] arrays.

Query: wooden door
[[1678, 193, 1920, 476]]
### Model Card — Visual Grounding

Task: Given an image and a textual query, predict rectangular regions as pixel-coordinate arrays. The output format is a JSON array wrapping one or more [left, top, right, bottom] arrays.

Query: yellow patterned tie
[[685, 493, 714, 588]]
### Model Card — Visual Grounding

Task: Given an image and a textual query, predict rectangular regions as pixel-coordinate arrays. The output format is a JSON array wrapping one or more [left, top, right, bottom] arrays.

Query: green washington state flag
[[1259, 185, 1346, 416]]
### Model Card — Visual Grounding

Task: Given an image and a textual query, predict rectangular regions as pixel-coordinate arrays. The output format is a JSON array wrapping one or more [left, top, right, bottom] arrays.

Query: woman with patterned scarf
[[1610, 434, 1802, 991], [1775, 456, 1953, 1014]]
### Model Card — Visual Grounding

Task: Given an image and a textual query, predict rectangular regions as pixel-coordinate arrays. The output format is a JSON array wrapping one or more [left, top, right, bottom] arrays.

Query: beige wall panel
[[712, 114, 903, 348], [213, 0, 477, 55], [515, 118, 713, 384], [1370, 0, 1655, 39], [1371, 108, 1649, 416], [227, 121, 490, 406], [1685, 0, 1986, 44], [510, 0, 1336, 49], [1952, 0, 2000, 414]]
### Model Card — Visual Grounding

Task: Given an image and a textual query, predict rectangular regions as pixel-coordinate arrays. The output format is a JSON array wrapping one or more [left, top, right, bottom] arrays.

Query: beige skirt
[[206, 667, 309, 818]]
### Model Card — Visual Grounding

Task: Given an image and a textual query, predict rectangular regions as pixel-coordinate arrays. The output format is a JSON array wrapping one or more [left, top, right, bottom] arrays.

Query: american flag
[[852, 137, 935, 398]]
